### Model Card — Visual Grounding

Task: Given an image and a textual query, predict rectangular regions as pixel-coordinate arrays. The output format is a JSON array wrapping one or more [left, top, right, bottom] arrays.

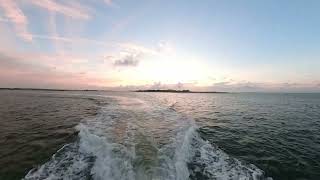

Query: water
[[0, 91, 319, 180]]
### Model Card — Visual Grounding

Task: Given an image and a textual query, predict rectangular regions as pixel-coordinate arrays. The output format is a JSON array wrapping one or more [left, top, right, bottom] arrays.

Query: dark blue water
[[157, 93, 320, 180], [0, 90, 319, 180], [0, 90, 99, 179]]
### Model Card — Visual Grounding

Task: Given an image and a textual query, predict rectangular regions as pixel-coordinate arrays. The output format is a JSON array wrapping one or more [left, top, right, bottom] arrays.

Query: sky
[[0, 0, 319, 92]]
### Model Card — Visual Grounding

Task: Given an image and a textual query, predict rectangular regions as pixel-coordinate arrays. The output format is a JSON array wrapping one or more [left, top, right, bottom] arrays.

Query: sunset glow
[[0, 0, 319, 92]]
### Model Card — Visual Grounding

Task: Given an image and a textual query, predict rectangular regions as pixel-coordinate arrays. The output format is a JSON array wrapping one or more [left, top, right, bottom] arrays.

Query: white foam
[[24, 94, 271, 180], [77, 123, 136, 180], [23, 142, 93, 180]]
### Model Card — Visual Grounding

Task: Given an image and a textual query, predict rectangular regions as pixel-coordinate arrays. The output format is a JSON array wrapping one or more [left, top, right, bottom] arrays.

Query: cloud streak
[[22, 34, 110, 46], [0, 17, 9, 22], [0, 0, 92, 41], [28, 0, 91, 19], [0, 50, 114, 89], [0, 0, 32, 41], [103, 0, 117, 7]]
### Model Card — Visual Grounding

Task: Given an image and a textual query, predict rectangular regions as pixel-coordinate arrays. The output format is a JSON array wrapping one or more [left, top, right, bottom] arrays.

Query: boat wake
[[24, 95, 270, 180]]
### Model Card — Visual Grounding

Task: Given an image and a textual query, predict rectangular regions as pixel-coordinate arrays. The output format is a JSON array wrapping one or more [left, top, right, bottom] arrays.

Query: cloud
[[0, 51, 38, 70], [0, 0, 92, 41], [0, 50, 114, 89], [212, 81, 231, 86], [0, 17, 9, 22], [113, 53, 140, 67], [104, 0, 113, 5], [119, 43, 157, 55], [103, 0, 118, 8], [28, 0, 91, 19], [109, 42, 160, 67], [157, 40, 174, 53], [1, 47, 319, 92], [0, 0, 32, 41], [23, 34, 110, 46]]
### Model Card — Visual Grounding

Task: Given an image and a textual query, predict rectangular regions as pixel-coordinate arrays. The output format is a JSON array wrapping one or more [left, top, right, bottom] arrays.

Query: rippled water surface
[[0, 90, 319, 180]]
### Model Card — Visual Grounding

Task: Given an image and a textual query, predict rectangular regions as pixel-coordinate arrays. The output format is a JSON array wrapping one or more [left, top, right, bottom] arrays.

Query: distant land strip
[[0, 88, 228, 93], [0, 88, 100, 91], [134, 89, 228, 93]]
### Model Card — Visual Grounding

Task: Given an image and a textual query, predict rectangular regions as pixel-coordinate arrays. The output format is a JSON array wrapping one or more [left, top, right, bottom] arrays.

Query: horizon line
[[1, 87, 319, 94]]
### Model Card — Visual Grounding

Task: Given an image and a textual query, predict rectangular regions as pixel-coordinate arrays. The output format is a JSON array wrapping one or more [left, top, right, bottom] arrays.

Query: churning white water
[[24, 94, 269, 180]]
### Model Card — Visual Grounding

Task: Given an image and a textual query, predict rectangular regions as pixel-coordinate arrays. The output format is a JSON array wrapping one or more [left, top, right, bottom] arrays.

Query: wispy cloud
[[28, 0, 91, 19], [0, 16, 9, 22], [103, 0, 118, 7], [0, 0, 32, 41], [104, 0, 112, 5], [0, 50, 114, 89], [14, 33, 110, 47], [0, 0, 92, 41], [47, 12, 60, 52], [119, 43, 158, 55]]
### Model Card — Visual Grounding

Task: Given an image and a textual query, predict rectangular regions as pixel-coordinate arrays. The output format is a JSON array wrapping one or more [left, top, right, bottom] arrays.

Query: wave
[[24, 95, 270, 180]]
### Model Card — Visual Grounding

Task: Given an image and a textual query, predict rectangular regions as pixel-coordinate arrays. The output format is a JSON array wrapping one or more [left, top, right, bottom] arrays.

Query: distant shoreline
[[0, 88, 100, 92], [1, 88, 319, 94], [134, 89, 228, 93], [0, 88, 228, 93]]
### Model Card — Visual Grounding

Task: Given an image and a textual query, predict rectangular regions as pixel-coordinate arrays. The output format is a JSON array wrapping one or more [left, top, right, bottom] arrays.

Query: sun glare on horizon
[[0, 0, 319, 92]]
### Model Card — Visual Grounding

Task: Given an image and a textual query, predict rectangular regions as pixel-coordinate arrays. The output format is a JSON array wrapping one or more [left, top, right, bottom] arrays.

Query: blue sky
[[0, 0, 319, 92]]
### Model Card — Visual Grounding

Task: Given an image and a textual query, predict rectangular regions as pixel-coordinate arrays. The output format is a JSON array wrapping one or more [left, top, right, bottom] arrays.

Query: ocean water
[[0, 90, 319, 180]]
